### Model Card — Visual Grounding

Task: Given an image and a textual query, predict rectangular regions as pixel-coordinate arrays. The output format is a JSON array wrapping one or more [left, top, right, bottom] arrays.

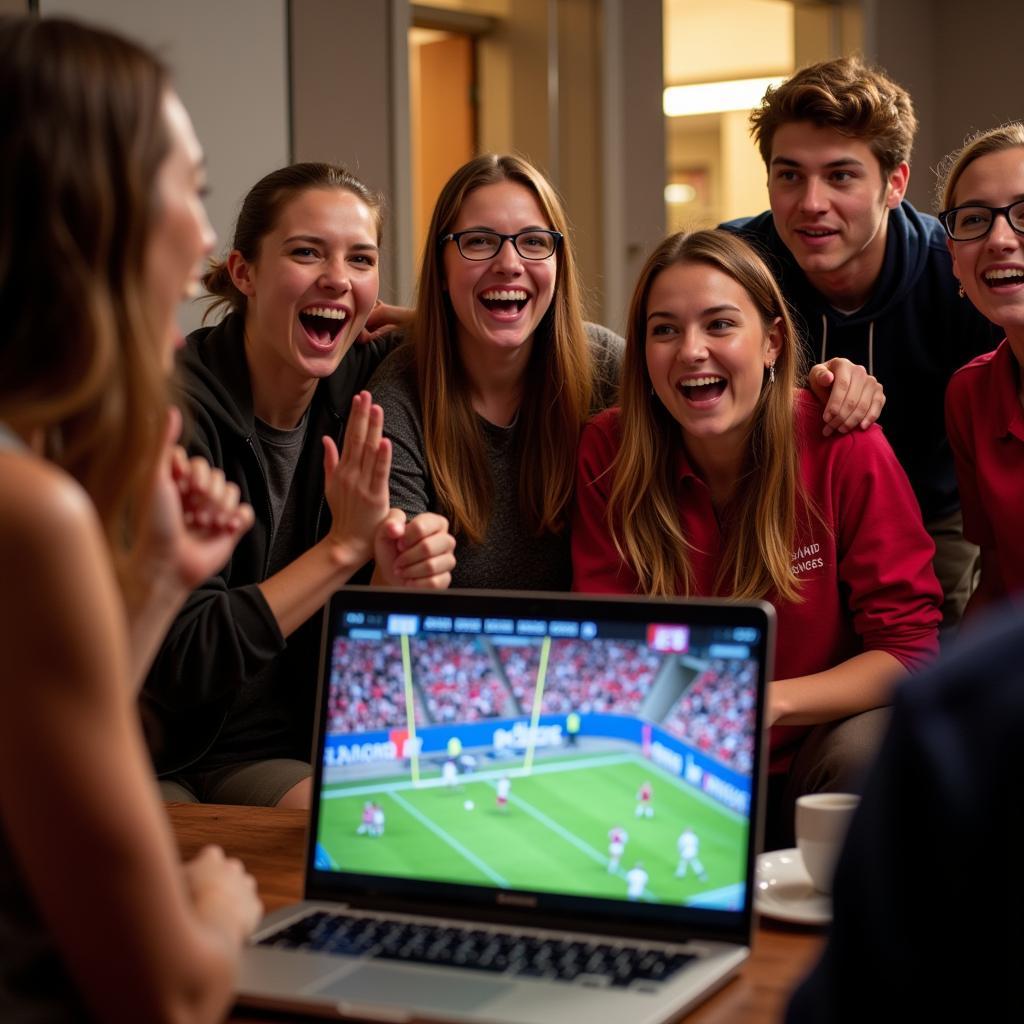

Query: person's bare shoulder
[[0, 451, 102, 565], [0, 451, 119, 657]]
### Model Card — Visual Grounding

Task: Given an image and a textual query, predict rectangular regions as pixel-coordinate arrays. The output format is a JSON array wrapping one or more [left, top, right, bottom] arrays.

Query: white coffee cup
[[795, 792, 860, 894]]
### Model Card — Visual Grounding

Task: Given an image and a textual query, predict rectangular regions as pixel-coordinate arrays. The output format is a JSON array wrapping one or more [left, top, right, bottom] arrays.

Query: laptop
[[239, 587, 774, 1023]]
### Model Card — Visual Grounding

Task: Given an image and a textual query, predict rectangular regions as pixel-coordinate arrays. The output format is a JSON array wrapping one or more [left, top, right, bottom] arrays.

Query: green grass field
[[316, 750, 748, 909]]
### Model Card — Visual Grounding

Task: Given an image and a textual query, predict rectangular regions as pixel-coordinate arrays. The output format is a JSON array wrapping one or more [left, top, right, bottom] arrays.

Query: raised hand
[[808, 357, 886, 436], [373, 511, 456, 588], [322, 391, 392, 568]]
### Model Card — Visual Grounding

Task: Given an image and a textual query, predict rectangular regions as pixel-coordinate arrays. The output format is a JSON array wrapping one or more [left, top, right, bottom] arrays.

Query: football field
[[316, 750, 748, 908]]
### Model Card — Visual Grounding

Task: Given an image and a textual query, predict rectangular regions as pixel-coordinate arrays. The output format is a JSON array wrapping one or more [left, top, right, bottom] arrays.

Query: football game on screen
[[314, 609, 758, 910]]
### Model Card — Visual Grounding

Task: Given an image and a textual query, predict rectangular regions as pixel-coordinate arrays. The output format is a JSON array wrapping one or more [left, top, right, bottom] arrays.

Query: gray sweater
[[369, 323, 623, 591]]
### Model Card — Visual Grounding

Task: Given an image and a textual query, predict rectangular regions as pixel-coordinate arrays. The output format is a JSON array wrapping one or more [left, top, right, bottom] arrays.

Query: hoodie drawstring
[[819, 314, 875, 376]]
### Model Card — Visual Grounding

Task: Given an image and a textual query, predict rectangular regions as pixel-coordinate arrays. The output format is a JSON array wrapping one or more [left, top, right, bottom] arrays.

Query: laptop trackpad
[[316, 963, 513, 1012]]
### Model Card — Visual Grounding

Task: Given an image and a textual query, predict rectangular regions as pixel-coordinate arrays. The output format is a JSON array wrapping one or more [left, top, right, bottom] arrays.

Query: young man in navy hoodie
[[723, 57, 1000, 629]]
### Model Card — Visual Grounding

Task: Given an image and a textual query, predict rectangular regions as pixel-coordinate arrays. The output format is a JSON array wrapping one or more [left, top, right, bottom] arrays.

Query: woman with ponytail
[[143, 164, 455, 807]]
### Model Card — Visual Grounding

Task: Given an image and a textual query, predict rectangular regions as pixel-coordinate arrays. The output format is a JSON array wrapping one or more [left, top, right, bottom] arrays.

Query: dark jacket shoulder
[[787, 605, 1024, 1022]]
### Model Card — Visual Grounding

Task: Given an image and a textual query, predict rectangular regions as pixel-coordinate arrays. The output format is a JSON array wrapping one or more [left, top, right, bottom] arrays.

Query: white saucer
[[755, 848, 831, 925]]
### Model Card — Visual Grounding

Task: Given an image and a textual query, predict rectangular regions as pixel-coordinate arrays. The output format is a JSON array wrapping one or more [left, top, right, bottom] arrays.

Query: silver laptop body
[[239, 588, 774, 1023]]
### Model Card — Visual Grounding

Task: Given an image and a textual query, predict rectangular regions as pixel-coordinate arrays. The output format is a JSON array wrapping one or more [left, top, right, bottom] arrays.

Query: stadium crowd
[[412, 636, 516, 722], [662, 660, 757, 774], [327, 639, 426, 733], [497, 639, 662, 715]]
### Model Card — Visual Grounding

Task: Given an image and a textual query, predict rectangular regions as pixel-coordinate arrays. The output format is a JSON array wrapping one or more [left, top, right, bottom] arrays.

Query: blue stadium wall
[[324, 713, 751, 816]]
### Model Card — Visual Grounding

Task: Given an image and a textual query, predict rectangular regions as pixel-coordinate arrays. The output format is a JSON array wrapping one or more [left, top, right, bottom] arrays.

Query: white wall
[[40, 0, 290, 332]]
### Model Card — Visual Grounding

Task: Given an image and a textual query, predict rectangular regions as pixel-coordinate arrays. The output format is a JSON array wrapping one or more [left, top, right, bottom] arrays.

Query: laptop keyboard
[[259, 911, 695, 987]]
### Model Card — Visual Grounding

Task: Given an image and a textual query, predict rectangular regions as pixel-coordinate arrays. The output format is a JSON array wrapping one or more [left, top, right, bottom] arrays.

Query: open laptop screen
[[307, 589, 772, 944]]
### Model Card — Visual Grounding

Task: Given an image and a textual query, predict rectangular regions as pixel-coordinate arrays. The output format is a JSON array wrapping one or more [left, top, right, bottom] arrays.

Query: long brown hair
[[607, 229, 806, 600], [0, 16, 171, 582], [414, 154, 591, 544]]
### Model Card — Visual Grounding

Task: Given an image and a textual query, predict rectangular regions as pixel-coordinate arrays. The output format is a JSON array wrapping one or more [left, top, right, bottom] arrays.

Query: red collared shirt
[[573, 391, 942, 771], [946, 338, 1024, 604]]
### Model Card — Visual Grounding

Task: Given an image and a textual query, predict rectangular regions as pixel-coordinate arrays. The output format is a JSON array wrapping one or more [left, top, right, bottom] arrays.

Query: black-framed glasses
[[938, 200, 1024, 241], [439, 229, 563, 261]]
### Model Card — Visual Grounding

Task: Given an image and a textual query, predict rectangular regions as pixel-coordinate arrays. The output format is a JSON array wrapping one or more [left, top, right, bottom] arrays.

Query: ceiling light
[[663, 76, 786, 117], [664, 183, 697, 204]]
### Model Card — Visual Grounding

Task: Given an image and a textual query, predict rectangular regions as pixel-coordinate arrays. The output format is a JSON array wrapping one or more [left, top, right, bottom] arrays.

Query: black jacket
[[141, 312, 397, 774], [787, 603, 1024, 1022], [722, 202, 1001, 521]]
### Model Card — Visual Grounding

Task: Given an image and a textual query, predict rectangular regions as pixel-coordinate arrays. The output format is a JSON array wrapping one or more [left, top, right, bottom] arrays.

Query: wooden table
[[169, 804, 824, 1024]]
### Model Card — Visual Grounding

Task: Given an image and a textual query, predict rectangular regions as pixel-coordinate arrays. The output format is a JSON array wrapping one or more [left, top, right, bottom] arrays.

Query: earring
[[768, 362, 776, 385], [958, 283, 965, 299]]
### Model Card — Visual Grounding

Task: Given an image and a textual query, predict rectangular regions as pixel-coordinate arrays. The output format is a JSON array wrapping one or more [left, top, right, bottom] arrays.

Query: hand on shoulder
[[807, 357, 885, 436], [357, 300, 414, 343]]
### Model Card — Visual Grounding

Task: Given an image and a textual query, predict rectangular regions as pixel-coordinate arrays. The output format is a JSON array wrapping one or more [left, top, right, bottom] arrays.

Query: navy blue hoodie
[[722, 202, 1000, 521]]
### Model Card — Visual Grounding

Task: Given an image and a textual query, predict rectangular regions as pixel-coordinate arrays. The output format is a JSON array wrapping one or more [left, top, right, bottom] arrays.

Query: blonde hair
[[607, 230, 807, 601], [937, 122, 1024, 212], [0, 16, 171, 588], [413, 154, 592, 544]]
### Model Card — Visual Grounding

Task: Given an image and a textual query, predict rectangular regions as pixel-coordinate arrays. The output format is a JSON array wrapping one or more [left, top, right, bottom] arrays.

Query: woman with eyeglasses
[[940, 123, 1024, 619], [368, 154, 622, 590], [572, 229, 942, 844]]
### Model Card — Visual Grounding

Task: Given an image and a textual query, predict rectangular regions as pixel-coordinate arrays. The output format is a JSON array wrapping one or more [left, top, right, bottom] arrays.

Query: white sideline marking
[[389, 791, 509, 887]]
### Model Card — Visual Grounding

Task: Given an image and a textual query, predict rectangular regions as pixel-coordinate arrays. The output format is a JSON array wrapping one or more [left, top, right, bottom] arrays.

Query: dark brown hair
[[203, 162, 384, 319], [750, 56, 917, 176]]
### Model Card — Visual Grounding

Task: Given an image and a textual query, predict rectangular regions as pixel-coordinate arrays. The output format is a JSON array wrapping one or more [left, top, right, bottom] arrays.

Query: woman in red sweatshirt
[[940, 123, 1024, 619], [572, 229, 942, 844]]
